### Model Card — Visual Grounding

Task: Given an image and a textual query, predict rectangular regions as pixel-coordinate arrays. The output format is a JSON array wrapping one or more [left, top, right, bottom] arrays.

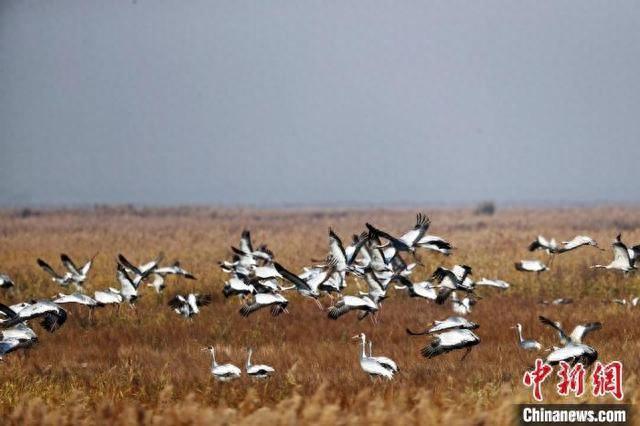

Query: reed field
[[0, 206, 638, 425]]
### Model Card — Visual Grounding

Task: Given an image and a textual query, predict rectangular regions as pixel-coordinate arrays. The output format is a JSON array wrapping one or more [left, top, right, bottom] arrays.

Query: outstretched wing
[[81, 253, 98, 275], [37, 259, 62, 279], [240, 230, 253, 254], [612, 236, 631, 266], [117, 263, 138, 291], [196, 294, 212, 306], [60, 254, 81, 276], [366, 223, 405, 248], [273, 262, 313, 293], [570, 322, 602, 343], [167, 295, 184, 309], [399, 213, 431, 246], [117, 254, 142, 275], [538, 316, 570, 343]]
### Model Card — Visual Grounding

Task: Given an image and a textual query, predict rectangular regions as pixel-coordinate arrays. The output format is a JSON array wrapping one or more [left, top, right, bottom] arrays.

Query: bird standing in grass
[[511, 323, 542, 351], [352, 333, 395, 380], [245, 348, 275, 379], [203, 346, 241, 381]]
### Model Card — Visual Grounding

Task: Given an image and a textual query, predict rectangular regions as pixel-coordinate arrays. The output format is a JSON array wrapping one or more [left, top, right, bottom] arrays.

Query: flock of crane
[[0, 213, 638, 381]]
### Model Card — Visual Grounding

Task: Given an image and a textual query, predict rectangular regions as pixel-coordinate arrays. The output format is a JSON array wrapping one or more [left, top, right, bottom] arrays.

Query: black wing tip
[[327, 307, 340, 320], [198, 294, 213, 306]]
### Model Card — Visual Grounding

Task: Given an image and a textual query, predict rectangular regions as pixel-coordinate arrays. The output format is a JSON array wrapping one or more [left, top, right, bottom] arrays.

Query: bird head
[[351, 333, 365, 343]]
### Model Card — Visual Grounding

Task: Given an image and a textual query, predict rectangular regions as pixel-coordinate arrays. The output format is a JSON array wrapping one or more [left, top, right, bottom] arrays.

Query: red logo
[[592, 361, 623, 400], [523, 358, 553, 401], [523, 359, 624, 401]]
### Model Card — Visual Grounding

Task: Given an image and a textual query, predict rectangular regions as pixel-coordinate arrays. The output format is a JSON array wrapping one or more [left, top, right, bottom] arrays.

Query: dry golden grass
[[0, 206, 638, 425]]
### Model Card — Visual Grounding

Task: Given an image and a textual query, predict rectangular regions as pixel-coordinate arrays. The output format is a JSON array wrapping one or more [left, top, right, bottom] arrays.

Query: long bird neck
[[210, 349, 218, 368], [246, 350, 252, 369], [360, 337, 367, 359], [516, 326, 524, 343]]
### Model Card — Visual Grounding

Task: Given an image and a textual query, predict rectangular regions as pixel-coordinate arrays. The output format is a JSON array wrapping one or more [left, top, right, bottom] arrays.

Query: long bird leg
[[313, 298, 324, 311], [460, 346, 473, 362]]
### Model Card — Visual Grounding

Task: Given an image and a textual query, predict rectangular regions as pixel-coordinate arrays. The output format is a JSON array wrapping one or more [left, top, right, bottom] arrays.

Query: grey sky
[[2, 1, 639, 207]]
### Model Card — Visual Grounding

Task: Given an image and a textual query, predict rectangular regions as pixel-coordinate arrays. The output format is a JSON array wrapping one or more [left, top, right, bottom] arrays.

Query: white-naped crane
[[222, 275, 256, 299], [117, 252, 164, 286], [392, 275, 437, 301], [59, 253, 97, 289], [328, 295, 379, 322], [415, 234, 453, 255], [36, 258, 73, 287], [36, 253, 97, 291], [406, 316, 479, 335], [94, 289, 124, 307], [538, 315, 601, 367], [369, 212, 452, 260], [153, 261, 196, 280], [52, 292, 98, 308], [0, 300, 67, 332], [367, 339, 399, 374], [409, 328, 480, 361], [52, 292, 99, 319], [546, 343, 598, 367], [558, 235, 603, 253], [476, 278, 510, 290], [203, 346, 242, 381], [0, 274, 14, 289], [365, 213, 429, 261], [320, 228, 368, 278], [431, 265, 474, 304], [146, 261, 197, 293], [515, 260, 548, 272], [352, 333, 394, 380], [451, 292, 474, 316], [298, 266, 342, 297], [116, 263, 141, 305], [511, 323, 542, 351], [239, 292, 288, 317], [273, 261, 324, 308], [529, 235, 559, 254], [591, 234, 637, 273], [245, 348, 275, 379], [538, 316, 601, 346], [168, 293, 212, 318]]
